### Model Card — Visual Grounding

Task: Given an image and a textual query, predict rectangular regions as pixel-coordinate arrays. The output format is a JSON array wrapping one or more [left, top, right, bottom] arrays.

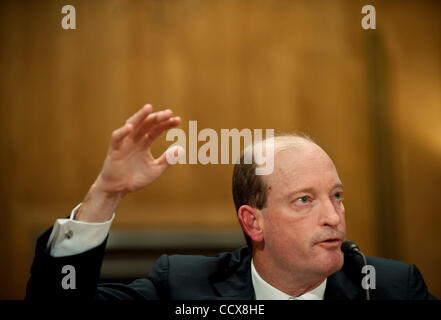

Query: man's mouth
[[317, 237, 343, 248]]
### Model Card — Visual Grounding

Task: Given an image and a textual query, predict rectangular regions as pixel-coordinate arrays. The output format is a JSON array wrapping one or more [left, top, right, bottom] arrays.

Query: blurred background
[[0, 0, 440, 299]]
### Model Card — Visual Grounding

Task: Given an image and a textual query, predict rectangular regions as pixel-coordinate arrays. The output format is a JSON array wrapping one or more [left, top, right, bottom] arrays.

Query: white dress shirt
[[47, 203, 114, 257], [251, 259, 326, 300], [47, 204, 327, 300]]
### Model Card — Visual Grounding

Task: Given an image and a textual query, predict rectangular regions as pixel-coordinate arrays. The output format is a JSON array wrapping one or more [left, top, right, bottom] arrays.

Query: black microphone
[[341, 241, 370, 300], [341, 241, 362, 255]]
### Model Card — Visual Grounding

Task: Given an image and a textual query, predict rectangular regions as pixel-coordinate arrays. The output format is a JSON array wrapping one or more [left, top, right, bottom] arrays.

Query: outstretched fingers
[[148, 116, 181, 140], [111, 104, 181, 155], [125, 104, 153, 129], [110, 103, 156, 150], [134, 109, 174, 140], [111, 123, 133, 149], [143, 116, 181, 148]]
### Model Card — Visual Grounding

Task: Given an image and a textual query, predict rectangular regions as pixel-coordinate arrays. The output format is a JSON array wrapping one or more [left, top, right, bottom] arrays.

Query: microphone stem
[[357, 250, 370, 301]]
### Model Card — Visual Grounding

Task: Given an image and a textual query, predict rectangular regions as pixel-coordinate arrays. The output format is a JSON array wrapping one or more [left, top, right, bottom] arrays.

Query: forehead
[[265, 143, 341, 195]]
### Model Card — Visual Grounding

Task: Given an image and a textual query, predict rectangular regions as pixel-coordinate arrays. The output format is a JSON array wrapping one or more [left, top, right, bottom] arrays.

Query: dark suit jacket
[[26, 226, 436, 300]]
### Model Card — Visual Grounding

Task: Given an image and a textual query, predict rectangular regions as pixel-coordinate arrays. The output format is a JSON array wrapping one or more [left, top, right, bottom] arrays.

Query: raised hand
[[97, 104, 181, 194], [75, 104, 181, 222]]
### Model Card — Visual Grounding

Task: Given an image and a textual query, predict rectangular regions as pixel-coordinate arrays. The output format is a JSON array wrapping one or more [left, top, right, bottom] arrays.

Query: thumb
[[157, 145, 186, 168]]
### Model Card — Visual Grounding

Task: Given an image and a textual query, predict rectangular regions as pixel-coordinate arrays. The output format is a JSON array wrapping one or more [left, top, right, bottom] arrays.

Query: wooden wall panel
[[379, 0, 441, 297], [0, 0, 439, 298]]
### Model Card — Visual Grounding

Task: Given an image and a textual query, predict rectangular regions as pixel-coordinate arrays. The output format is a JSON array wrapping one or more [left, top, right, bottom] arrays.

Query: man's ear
[[237, 205, 264, 243]]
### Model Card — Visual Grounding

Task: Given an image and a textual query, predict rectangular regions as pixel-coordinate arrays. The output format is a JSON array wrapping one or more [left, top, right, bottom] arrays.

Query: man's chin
[[316, 250, 344, 275]]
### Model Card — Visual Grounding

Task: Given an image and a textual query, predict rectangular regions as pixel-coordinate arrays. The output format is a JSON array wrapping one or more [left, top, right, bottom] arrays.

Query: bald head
[[272, 134, 318, 153], [264, 136, 335, 185]]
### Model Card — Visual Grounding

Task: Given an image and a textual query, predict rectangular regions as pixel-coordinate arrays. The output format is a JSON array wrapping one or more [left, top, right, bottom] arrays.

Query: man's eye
[[334, 192, 344, 200], [296, 196, 310, 204]]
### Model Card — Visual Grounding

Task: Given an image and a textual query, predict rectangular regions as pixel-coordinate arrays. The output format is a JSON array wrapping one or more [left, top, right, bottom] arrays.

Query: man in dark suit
[[26, 104, 435, 300]]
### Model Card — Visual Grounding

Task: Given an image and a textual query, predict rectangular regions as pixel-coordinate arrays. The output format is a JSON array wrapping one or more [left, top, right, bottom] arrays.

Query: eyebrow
[[284, 182, 344, 199], [333, 182, 344, 190]]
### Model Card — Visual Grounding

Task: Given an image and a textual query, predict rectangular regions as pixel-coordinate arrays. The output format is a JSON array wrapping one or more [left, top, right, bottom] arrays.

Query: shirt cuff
[[47, 203, 115, 257]]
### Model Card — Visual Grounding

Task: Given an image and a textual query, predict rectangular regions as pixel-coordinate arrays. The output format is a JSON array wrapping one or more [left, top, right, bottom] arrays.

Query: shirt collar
[[251, 258, 327, 300]]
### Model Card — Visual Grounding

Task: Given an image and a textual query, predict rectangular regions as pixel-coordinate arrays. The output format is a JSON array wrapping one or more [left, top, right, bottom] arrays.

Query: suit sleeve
[[407, 264, 437, 300], [95, 254, 170, 300], [26, 226, 169, 300]]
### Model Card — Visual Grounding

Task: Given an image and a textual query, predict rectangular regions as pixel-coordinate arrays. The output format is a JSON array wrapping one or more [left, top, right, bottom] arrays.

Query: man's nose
[[319, 198, 342, 227]]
